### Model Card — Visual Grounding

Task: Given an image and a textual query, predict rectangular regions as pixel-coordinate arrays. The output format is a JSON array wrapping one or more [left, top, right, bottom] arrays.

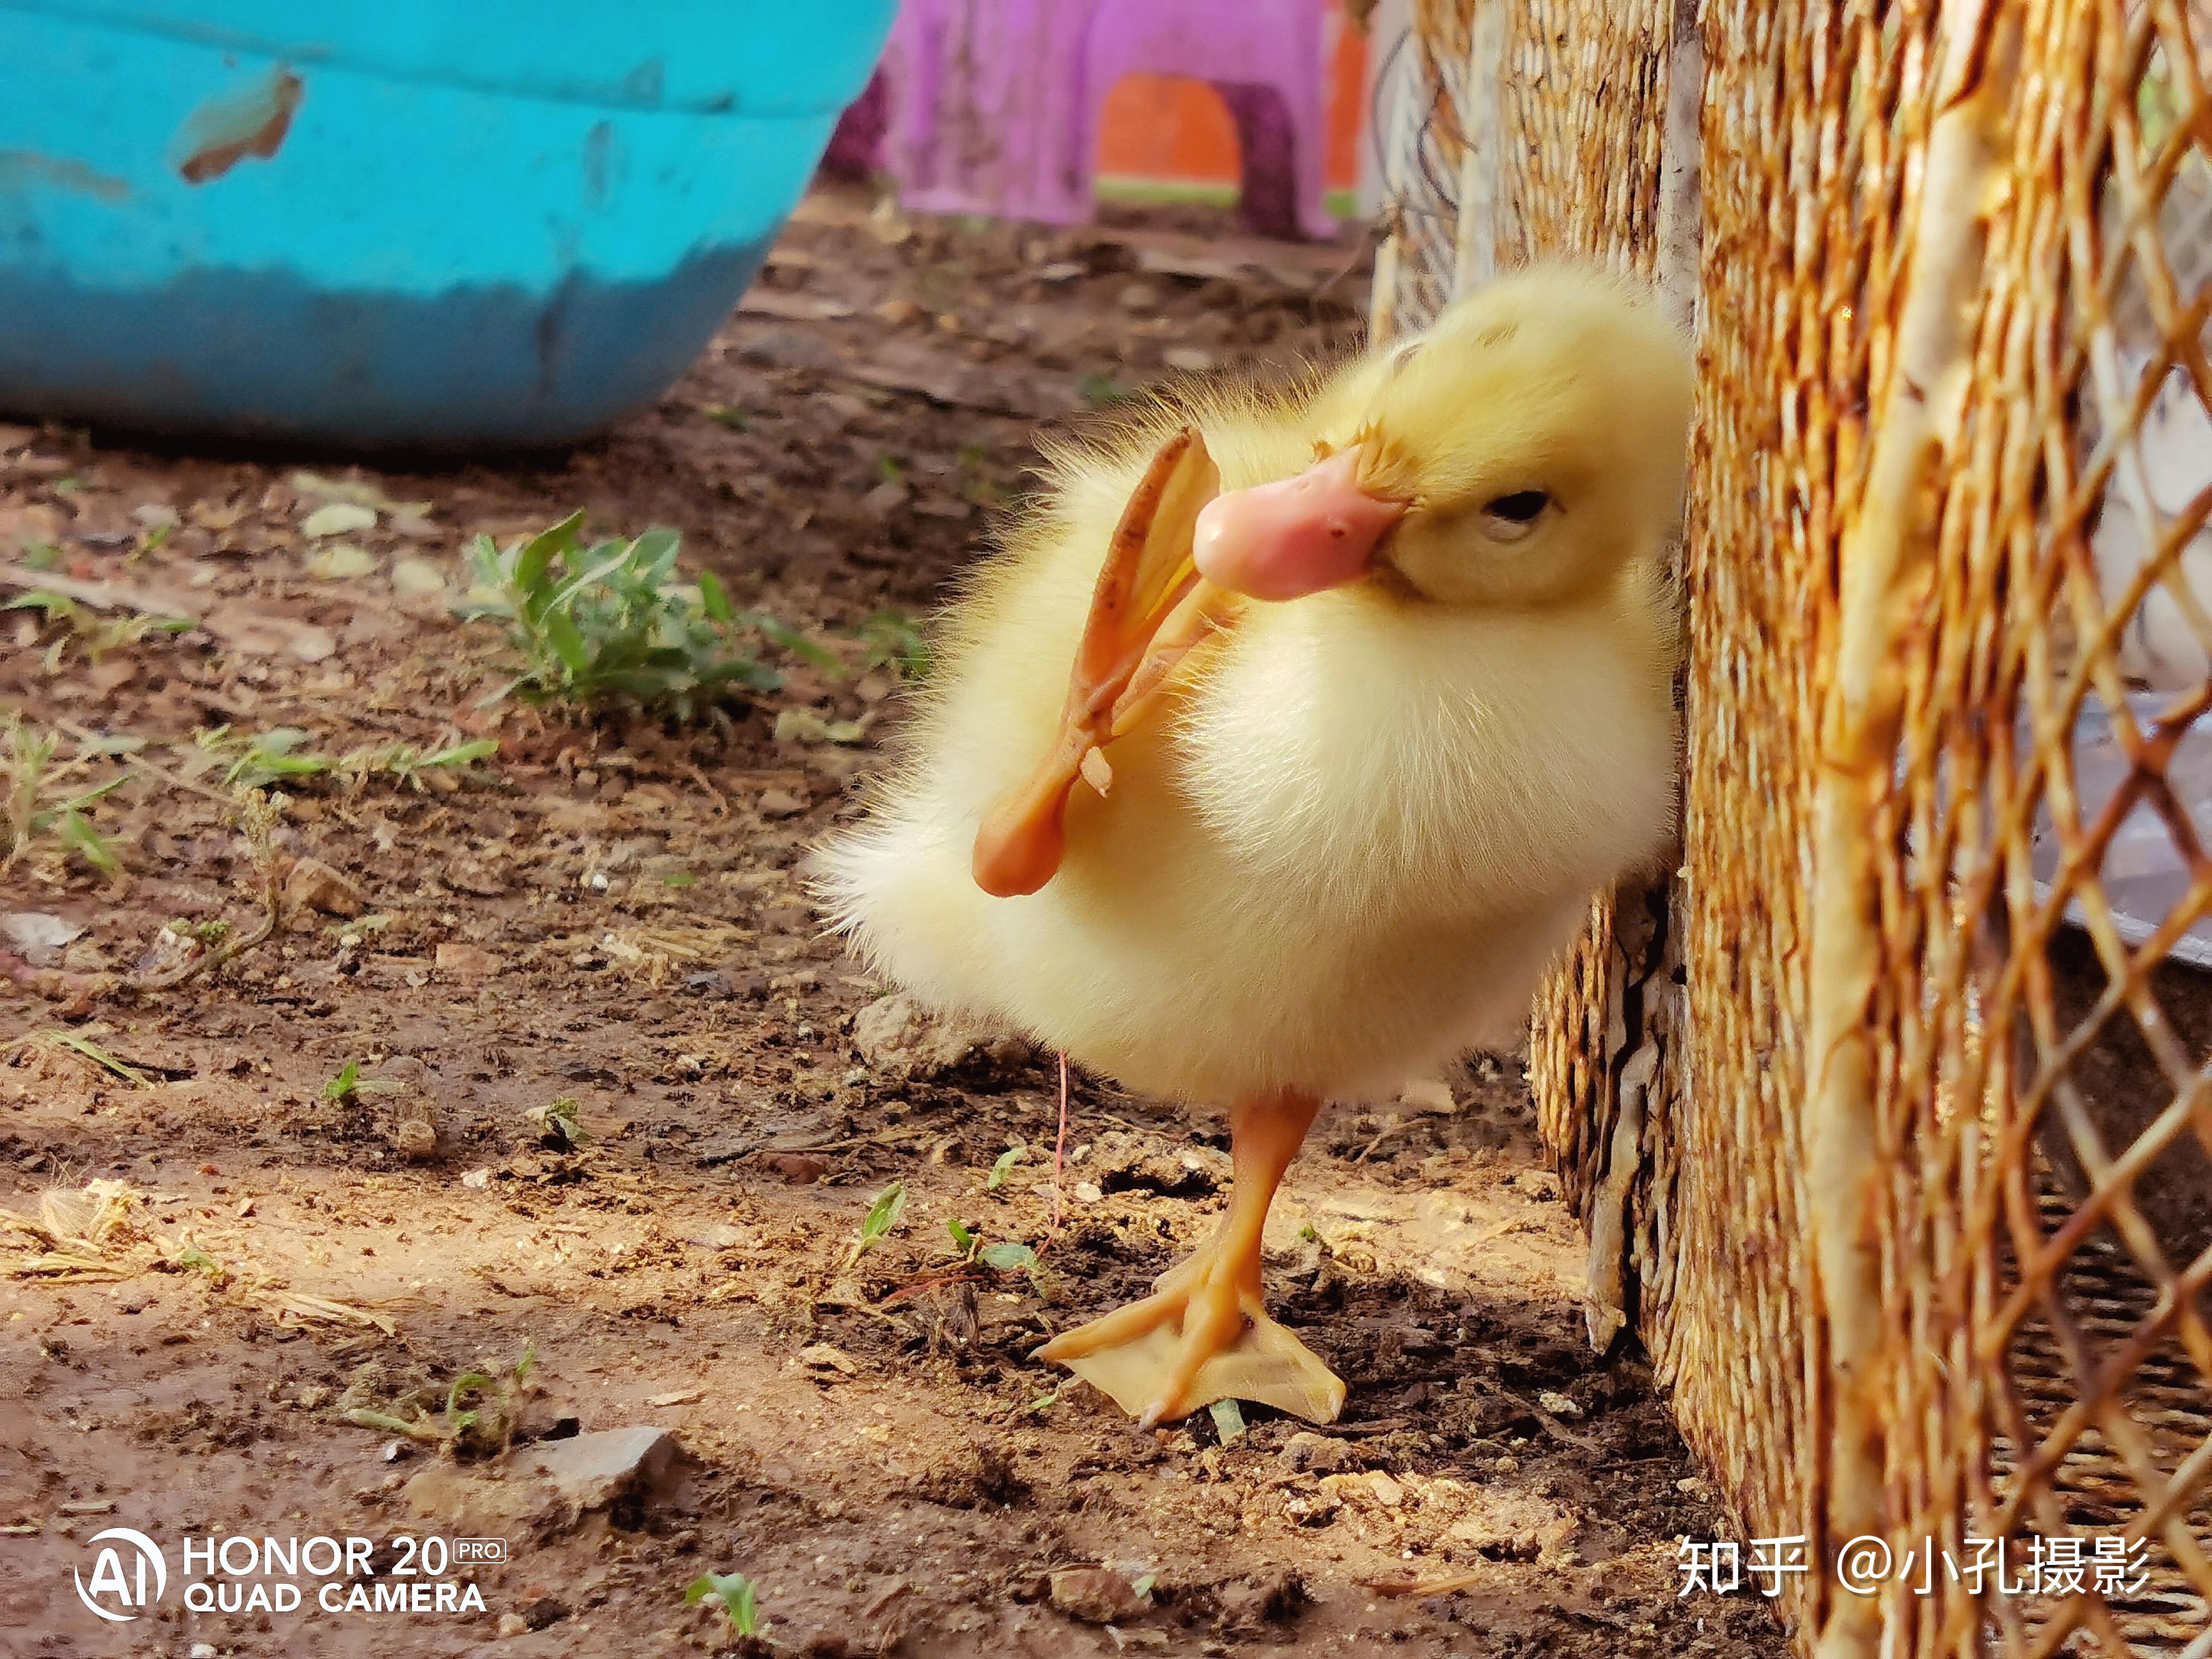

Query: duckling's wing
[[972, 427, 1237, 898]]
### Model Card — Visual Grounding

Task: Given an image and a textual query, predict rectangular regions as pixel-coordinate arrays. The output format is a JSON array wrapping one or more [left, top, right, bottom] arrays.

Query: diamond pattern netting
[[1376, 2, 2212, 1654]]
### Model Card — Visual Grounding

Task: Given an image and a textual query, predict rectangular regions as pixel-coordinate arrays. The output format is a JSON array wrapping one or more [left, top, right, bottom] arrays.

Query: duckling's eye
[[1389, 341, 1423, 376], [1479, 490, 1551, 540]]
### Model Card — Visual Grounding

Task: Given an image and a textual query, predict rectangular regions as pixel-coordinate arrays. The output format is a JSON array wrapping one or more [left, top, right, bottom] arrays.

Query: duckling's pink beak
[[1193, 446, 1408, 602]]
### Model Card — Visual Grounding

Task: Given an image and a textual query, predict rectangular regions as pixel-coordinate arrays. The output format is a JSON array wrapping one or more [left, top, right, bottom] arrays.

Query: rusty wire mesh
[[1375, 2, 2212, 1655]]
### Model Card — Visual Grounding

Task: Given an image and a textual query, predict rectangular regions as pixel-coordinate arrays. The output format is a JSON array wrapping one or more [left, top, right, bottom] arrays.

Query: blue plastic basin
[[0, 1, 893, 447]]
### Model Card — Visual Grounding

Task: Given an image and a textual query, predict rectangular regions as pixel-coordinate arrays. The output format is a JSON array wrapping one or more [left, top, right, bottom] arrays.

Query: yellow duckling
[[815, 265, 1691, 1430]]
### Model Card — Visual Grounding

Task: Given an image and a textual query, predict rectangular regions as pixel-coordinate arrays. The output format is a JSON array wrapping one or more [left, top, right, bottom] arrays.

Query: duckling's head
[[1196, 267, 1692, 610]]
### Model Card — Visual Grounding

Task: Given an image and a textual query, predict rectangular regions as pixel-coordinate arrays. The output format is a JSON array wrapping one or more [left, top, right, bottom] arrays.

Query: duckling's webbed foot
[[1034, 1089, 1345, 1428], [1036, 1255, 1344, 1428]]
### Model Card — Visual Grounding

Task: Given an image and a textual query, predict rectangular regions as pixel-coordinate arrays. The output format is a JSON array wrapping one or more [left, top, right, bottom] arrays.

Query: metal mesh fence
[[1370, 3, 2212, 1654]]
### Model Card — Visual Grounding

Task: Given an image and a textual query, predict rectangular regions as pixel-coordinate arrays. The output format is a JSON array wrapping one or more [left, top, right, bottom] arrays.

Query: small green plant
[[857, 611, 930, 681], [172, 1244, 229, 1285], [200, 725, 331, 791], [701, 403, 751, 431], [1076, 368, 1133, 409], [946, 1218, 1040, 1274], [5, 591, 191, 670], [460, 512, 829, 718], [2, 713, 129, 880], [340, 1338, 539, 1456], [339, 738, 499, 791], [953, 441, 1011, 508], [4, 1028, 150, 1086], [523, 1095, 591, 1149], [845, 1180, 907, 1268], [685, 1570, 764, 1639], [747, 610, 841, 675], [437, 1337, 538, 1444], [987, 1144, 1025, 1191], [322, 1060, 405, 1107], [191, 727, 498, 795]]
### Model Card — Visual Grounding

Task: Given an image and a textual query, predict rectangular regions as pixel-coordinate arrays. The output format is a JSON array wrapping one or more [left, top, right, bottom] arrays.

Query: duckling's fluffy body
[[817, 272, 1683, 1105]]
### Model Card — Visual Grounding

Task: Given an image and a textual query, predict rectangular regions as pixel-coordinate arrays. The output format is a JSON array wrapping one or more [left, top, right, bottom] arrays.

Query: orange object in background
[[1094, 3, 1367, 198]]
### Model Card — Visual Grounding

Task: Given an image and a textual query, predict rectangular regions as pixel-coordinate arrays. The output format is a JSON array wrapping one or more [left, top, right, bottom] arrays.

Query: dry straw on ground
[[1, 1177, 393, 1334]]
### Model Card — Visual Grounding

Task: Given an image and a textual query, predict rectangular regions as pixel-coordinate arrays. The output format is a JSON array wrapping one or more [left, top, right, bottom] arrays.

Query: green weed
[[945, 1219, 1039, 1275], [459, 512, 830, 719], [1076, 369, 1133, 409], [523, 1095, 591, 1149], [200, 725, 327, 792], [857, 611, 930, 681], [191, 726, 498, 794], [685, 1571, 764, 1639], [4, 1029, 149, 1087], [5, 591, 191, 671], [845, 1180, 907, 1268], [1, 713, 129, 881], [339, 1339, 539, 1457], [321, 1060, 404, 1107], [343, 738, 500, 790]]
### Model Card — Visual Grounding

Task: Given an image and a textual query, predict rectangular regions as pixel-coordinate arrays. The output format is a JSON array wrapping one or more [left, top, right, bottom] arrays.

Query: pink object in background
[[826, 0, 1339, 242]]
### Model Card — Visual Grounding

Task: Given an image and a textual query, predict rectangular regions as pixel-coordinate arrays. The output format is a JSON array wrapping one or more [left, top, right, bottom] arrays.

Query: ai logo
[[73, 1527, 168, 1623]]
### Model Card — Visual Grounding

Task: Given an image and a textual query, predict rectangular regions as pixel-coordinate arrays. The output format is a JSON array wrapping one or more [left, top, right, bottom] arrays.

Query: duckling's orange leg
[[1036, 1090, 1345, 1428]]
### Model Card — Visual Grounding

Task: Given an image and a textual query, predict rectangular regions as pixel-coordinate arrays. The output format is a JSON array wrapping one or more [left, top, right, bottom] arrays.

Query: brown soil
[[0, 185, 1788, 1659]]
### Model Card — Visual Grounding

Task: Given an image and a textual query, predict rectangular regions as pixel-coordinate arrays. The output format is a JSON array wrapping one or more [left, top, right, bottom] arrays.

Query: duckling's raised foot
[[972, 425, 1232, 899], [1036, 1266, 1346, 1428]]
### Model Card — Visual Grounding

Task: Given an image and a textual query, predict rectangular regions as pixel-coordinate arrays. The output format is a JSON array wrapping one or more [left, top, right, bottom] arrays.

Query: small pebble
[[302, 502, 377, 538], [390, 555, 447, 597], [434, 941, 499, 977], [758, 789, 807, 818], [305, 542, 377, 580]]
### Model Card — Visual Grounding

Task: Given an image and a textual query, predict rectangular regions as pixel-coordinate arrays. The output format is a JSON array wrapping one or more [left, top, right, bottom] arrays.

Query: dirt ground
[[0, 185, 1790, 1659]]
